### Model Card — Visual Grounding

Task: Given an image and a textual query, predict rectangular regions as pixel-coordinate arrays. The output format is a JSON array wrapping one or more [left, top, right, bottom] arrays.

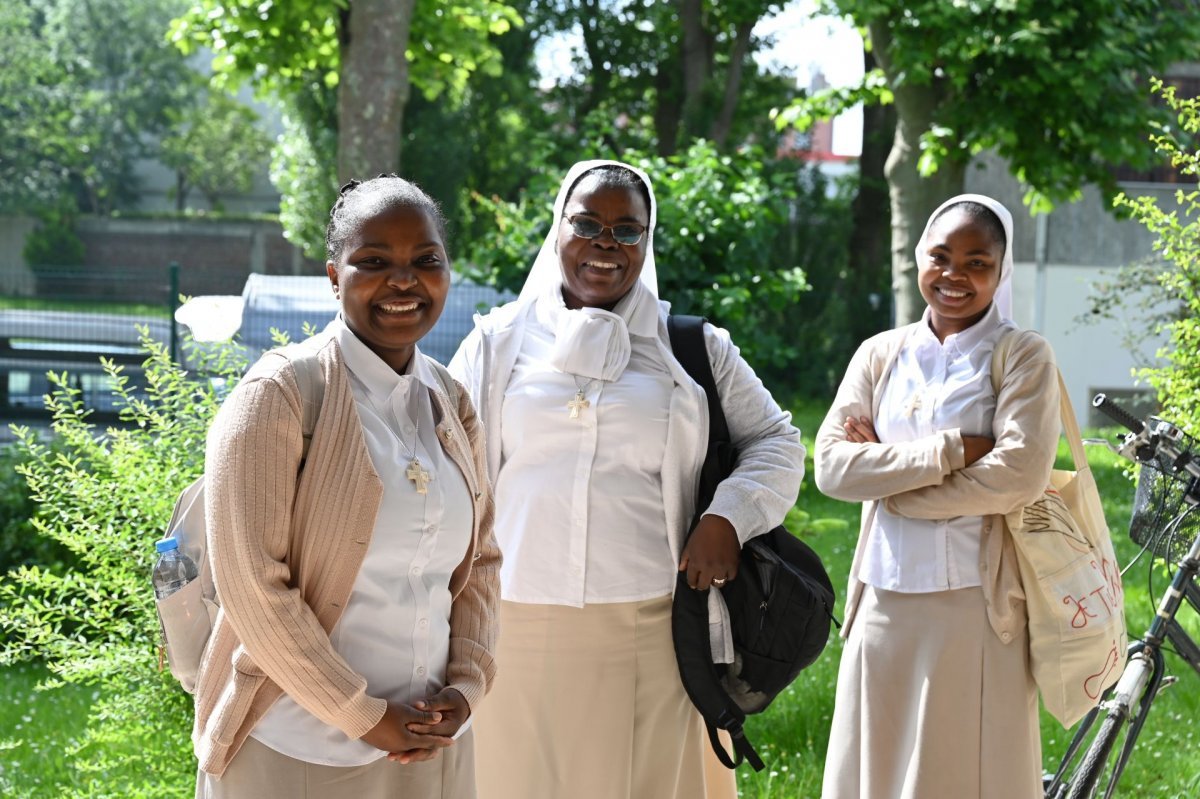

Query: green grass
[[0, 662, 99, 799], [733, 402, 1200, 798], [2, 401, 1199, 797]]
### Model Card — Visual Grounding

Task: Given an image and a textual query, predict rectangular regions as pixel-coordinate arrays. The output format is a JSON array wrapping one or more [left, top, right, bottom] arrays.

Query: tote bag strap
[[989, 330, 1084, 470]]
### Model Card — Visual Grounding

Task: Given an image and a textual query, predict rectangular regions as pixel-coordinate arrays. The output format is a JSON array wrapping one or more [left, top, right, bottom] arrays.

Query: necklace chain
[[566, 373, 601, 420], [396, 388, 432, 494]]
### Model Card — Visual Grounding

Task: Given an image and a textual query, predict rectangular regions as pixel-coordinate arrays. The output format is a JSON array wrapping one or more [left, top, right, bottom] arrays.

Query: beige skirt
[[195, 730, 476, 799], [473, 596, 738, 799], [822, 585, 1041, 799]]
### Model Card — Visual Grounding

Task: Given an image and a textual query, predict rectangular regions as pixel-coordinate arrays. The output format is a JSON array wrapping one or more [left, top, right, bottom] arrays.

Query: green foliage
[[1113, 78, 1200, 436], [0, 447, 74, 576], [21, 207, 85, 268], [170, 0, 520, 105], [171, 0, 521, 256], [457, 140, 856, 389], [269, 110, 338, 259], [820, 0, 1200, 210], [160, 90, 273, 211], [0, 334, 246, 797], [1, 0, 197, 216]]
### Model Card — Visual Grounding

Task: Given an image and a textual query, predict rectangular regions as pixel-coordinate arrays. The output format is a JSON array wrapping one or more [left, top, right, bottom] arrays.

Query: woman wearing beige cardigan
[[192, 175, 500, 799], [816, 195, 1058, 799]]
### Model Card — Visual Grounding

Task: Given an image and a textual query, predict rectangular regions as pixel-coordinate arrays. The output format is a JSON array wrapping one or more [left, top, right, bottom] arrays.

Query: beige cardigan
[[192, 334, 500, 776], [814, 324, 1059, 643]]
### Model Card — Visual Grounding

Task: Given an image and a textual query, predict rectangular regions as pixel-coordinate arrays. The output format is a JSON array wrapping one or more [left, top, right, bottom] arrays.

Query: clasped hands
[[360, 686, 469, 765]]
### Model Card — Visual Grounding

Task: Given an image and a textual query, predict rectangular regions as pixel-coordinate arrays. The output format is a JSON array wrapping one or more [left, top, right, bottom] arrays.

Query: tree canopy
[[785, 0, 1200, 323]]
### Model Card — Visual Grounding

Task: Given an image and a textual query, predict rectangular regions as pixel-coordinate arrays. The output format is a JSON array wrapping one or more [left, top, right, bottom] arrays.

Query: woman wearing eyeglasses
[[449, 160, 803, 799]]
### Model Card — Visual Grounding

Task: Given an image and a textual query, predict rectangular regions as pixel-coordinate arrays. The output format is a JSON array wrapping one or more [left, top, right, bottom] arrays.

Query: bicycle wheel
[[1064, 712, 1125, 799]]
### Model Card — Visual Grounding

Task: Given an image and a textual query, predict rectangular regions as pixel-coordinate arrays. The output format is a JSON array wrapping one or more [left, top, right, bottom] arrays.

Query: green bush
[[0, 335, 245, 798], [1113, 78, 1200, 436], [22, 207, 86, 268], [0, 445, 74, 574], [459, 141, 859, 394]]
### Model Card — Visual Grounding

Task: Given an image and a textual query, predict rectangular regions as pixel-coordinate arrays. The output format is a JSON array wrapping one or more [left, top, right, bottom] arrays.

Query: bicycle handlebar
[[1092, 393, 1146, 435]]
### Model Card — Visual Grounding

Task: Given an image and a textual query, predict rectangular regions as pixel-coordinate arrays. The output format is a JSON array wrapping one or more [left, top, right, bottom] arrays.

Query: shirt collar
[[329, 315, 440, 401], [915, 302, 1003, 358]]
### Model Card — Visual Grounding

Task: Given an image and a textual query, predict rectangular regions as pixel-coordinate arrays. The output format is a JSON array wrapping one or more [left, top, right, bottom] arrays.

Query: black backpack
[[668, 314, 837, 772]]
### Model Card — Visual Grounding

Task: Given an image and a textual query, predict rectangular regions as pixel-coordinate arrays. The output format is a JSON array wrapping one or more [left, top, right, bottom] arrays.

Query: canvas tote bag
[[991, 331, 1126, 727]]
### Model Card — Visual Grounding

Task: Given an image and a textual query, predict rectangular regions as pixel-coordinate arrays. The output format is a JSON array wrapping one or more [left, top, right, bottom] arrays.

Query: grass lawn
[[2, 400, 1199, 797], [0, 662, 99, 799], [733, 401, 1200, 798]]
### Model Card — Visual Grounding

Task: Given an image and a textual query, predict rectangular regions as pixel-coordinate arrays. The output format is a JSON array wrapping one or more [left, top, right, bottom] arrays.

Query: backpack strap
[[667, 315, 730, 446], [286, 347, 327, 460], [425, 357, 461, 410]]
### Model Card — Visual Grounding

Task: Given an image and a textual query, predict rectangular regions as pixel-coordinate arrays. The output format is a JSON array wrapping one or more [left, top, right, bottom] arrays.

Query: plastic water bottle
[[152, 537, 199, 600]]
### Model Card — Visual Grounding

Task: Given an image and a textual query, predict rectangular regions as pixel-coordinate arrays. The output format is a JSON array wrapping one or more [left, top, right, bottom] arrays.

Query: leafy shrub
[[0, 445, 74, 574], [0, 335, 245, 797], [459, 140, 859, 393], [22, 207, 86, 268], [1113, 78, 1200, 436]]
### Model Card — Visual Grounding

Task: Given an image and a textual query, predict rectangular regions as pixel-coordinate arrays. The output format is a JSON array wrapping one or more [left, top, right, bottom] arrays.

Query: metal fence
[[0, 264, 513, 430]]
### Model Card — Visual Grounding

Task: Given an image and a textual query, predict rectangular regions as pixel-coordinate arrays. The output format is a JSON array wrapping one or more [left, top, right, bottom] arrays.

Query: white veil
[[517, 159, 659, 302], [915, 193, 1015, 321]]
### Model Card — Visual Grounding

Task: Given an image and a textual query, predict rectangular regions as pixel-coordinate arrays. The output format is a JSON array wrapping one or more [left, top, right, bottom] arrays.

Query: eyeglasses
[[565, 215, 647, 246]]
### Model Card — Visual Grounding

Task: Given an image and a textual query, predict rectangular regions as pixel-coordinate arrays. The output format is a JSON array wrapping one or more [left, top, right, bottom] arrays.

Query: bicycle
[[1044, 394, 1200, 799]]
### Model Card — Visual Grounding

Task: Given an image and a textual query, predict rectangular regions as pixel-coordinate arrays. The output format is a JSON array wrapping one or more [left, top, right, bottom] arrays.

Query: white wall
[[966, 153, 1176, 427], [1008, 261, 1165, 427]]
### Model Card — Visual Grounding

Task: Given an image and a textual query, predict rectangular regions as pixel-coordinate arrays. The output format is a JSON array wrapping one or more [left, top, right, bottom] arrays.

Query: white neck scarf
[[915, 193, 1016, 323], [520, 159, 661, 381]]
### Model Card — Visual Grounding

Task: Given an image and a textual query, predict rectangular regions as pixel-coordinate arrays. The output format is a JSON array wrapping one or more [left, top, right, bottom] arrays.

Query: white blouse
[[251, 318, 472, 766], [492, 298, 677, 606], [859, 304, 1015, 593]]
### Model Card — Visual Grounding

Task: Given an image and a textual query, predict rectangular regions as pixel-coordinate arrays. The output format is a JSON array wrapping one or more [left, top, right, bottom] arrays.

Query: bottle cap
[[155, 538, 180, 553]]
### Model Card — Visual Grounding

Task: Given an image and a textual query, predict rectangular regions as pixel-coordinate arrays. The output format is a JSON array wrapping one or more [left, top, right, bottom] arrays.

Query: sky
[[534, 0, 865, 155]]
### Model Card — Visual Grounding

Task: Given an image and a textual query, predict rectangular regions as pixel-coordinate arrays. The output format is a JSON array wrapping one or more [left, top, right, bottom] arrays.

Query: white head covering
[[915, 193, 1015, 321], [519, 159, 659, 301], [518, 159, 661, 381]]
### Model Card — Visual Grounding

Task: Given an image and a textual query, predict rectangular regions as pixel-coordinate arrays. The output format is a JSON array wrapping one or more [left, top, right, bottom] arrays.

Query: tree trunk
[[654, 58, 683, 156], [868, 19, 964, 326], [576, 0, 613, 124], [336, 0, 415, 182], [843, 46, 896, 341], [709, 21, 753, 147], [678, 0, 713, 139]]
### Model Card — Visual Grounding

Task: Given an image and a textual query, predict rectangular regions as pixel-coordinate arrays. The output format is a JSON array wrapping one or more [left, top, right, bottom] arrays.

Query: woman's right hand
[[961, 435, 995, 466], [360, 701, 454, 762]]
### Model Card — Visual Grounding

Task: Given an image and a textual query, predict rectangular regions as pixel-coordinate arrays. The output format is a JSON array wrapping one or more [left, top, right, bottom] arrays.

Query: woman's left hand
[[679, 514, 740, 590], [388, 687, 471, 763]]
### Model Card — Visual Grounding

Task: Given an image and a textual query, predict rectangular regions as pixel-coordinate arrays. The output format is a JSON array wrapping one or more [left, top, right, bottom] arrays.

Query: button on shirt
[[860, 304, 1015, 593], [493, 302, 676, 606], [251, 319, 472, 766]]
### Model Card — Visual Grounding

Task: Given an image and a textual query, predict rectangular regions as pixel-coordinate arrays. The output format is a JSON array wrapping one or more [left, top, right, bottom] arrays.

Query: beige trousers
[[195, 729, 476, 799], [822, 585, 1041, 799], [473, 596, 738, 799]]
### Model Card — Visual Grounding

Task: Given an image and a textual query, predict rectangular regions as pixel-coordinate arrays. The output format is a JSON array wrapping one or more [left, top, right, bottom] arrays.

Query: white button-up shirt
[[860, 304, 1014, 593], [251, 319, 472, 766], [493, 307, 676, 606]]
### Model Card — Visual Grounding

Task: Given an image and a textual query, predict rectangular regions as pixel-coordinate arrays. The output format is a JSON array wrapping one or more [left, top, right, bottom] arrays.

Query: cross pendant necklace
[[567, 390, 590, 419], [405, 458, 432, 494], [904, 392, 923, 419], [566, 375, 598, 420], [395, 389, 432, 494]]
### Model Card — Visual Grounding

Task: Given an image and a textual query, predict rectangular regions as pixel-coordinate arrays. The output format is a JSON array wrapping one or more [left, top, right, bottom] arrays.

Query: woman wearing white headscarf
[[449, 160, 804, 799], [814, 195, 1061, 798]]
